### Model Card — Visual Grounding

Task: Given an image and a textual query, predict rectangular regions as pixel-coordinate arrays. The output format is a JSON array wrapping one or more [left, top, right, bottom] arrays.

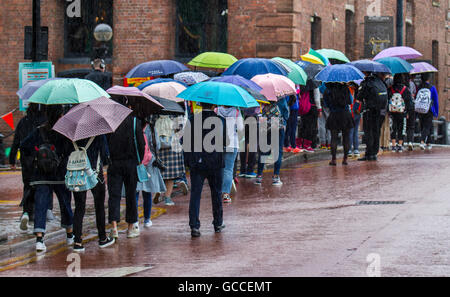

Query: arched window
[[345, 9, 356, 61], [175, 0, 228, 60], [64, 0, 113, 59], [310, 16, 322, 50]]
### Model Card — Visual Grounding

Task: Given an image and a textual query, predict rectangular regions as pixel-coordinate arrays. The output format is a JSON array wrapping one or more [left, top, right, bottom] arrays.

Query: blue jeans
[[258, 128, 285, 176], [136, 191, 152, 221], [34, 184, 73, 234], [284, 110, 298, 148], [349, 116, 361, 152], [222, 148, 238, 194]]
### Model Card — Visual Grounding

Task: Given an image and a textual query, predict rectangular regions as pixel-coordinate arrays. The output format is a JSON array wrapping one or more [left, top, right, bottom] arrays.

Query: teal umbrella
[[272, 57, 308, 85], [28, 78, 110, 105], [317, 49, 351, 63], [374, 57, 413, 75], [177, 81, 260, 108]]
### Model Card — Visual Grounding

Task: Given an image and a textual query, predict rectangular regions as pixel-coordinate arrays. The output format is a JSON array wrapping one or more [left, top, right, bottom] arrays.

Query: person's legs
[[91, 179, 107, 241], [189, 170, 205, 231], [53, 184, 73, 233], [273, 128, 285, 177], [142, 191, 152, 221], [222, 149, 238, 195], [353, 116, 361, 153], [407, 111, 416, 144], [163, 179, 175, 205], [107, 164, 124, 232], [330, 130, 339, 165], [124, 162, 138, 226], [342, 129, 350, 164], [33, 185, 52, 235], [72, 191, 86, 244], [207, 170, 224, 230]]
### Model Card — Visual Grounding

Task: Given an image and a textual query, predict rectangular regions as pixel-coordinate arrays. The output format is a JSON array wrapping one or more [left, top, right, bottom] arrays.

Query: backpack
[[65, 137, 99, 192], [364, 77, 389, 111], [389, 86, 406, 113], [35, 128, 60, 175], [415, 87, 432, 114], [155, 116, 174, 150], [298, 91, 312, 116]]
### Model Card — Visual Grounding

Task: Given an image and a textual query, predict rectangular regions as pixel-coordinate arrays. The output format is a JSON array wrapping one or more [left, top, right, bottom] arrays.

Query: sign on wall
[[18, 62, 54, 111], [364, 16, 394, 58]]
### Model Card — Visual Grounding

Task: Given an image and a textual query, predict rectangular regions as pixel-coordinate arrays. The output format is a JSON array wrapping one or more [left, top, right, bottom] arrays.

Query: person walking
[[406, 74, 418, 150], [184, 102, 226, 238], [323, 83, 354, 166], [416, 73, 439, 150], [357, 72, 389, 161], [348, 82, 362, 158], [21, 105, 74, 252], [217, 105, 244, 203], [107, 112, 145, 239]]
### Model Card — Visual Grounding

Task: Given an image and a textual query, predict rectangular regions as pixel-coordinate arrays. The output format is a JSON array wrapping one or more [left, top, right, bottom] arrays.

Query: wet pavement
[[1, 147, 450, 276]]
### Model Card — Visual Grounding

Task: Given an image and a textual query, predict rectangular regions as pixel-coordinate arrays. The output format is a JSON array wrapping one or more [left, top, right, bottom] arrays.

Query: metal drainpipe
[[32, 0, 41, 62], [396, 0, 404, 46]]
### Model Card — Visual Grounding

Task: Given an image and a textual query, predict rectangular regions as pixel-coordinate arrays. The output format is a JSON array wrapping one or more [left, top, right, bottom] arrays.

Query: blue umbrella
[[374, 57, 414, 75], [125, 60, 188, 78], [137, 78, 188, 90], [210, 75, 262, 92], [222, 58, 288, 80], [315, 64, 365, 83], [17, 78, 64, 101], [174, 71, 210, 86], [348, 60, 391, 73], [177, 81, 260, 108]]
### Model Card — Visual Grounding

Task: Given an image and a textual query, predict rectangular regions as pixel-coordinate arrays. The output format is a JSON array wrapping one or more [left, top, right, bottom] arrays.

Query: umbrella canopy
[[410, 62, 438, 75], [141, 82, 186, 103], [28, 78, 110, 105], [316, 49, 351, 63], [222, 58, 288, 80], [17, 78, 64, 101], [52, 96, 132, 141], [308, 48, 330, 65], [188, 52, 238, 69], [300, 53, 325, 65], [106, 86, 164, 117], [373, 46, 422, 60], [348, 60, 391, 73], [125, 60, 188, 78], [374, 57, 414, 75], [298, 62, 325, 90], [151, 96, 186, 115], [315, 64, 365, 83], [177, 81, 259, 108], [251, 73, 296, 102], [210, 75, 263, 92], [174, 71, 210, 86], [137, 78, 188, 90], [272, 57, 308, 85]]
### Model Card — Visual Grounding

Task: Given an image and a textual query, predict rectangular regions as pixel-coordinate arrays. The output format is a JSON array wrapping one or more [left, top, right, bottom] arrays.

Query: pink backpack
[[142, 126, 153, 166], [298, 91, 312, 116]]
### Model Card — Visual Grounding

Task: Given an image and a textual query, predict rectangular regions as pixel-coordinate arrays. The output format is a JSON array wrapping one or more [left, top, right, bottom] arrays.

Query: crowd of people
[[7, 58, 439, 252]]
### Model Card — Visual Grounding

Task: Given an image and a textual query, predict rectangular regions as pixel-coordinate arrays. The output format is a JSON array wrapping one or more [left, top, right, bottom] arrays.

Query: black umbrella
[[301, 63, 325, 90], [152, 96, 185, 115]]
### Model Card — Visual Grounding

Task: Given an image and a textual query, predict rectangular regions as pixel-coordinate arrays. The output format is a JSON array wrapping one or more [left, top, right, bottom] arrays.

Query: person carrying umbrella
[[416, 73, 439, 150]]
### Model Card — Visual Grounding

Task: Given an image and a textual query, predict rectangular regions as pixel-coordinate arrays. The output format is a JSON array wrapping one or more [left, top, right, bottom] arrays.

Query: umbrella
[[17, 78, 64, 101], [316, 49, 351, 63], [348, 60, 391, 73], [374, 57, 414, 75], [106, 86, 164, 117], [373, 46, 422, 60], [222, 58, 288, 80], [177, 81, 259, 108], [210, 75, 262, 92], [174, 71, 210, 86], [188, 52, 238, 69], [151, 96, 185, 115], [52, 96, 132, 142], [410, 62, 438, 75], [125, 60, 188, 78], [298, 62, 325, 90], [272, 57, 308, 85], [315, 64, 365, 83], [141, 82, 186, 103], [28, 78, 110, 105], [241, 86, 270, 105], [137, 78, 188, 90], [251, 73, 296, 101], [300, 53, 325, 65], [308, 48, 330, 65]]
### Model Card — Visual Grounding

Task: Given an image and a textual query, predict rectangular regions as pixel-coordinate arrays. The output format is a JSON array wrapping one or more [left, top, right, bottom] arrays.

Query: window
[[405, 0, 415, 47], [175, 0, 228, 60], [345, 10, 356, 61], [310, 16, 321, 50], [64, 0, 113, 59], [432, 40, 439, 86], [405, 22, 414, 47]]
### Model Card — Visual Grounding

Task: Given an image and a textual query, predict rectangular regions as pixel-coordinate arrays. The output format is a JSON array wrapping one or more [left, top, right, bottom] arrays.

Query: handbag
[[133, 118, 149, 182]]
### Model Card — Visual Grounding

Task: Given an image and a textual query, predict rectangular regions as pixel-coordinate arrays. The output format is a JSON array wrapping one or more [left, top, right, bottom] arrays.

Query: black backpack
[[36, 128, 60, 175], [363, 76, 389, 111]]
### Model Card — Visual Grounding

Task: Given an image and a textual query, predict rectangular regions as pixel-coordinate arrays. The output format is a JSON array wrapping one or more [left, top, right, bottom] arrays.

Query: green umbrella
[[188, 52, 238, 69], [316, 49, 351, 63], [308, 48, 330, 65], [272, 57, 308, 85], [28, 78, 110, 105]]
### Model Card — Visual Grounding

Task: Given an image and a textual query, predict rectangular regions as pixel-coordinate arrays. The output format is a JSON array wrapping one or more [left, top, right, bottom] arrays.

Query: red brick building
[[0, 0, 449, 139]]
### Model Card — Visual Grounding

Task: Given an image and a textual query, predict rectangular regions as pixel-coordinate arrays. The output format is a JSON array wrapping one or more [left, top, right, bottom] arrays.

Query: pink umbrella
[[410, 62, 438, 74], [106, 86, 163, 117], [251, 73, 296, 101], [53, 96, 132, 141], [373, 46, 422, 60], [142, 81, 186, 103]]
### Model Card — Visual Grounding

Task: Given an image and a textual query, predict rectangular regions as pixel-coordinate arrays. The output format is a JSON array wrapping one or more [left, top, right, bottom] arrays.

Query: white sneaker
[[420, 143, 426, 150], [127, 224, 140, 238], [46, 209, 55, 221], [66, 234, 74, 246], [408, 142, 414, 151], [144, 219, 153, 228], [20, 213, 29, 231], [231, 180, 237, 194], [36, 241, 46, 252], [426, 144, 432, 151], [110, 227, 119, 239]]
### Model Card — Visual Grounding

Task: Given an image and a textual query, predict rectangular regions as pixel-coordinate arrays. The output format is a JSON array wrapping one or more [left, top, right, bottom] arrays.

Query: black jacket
[[184, 110, 226, 171], [107, 115, 145, 164], [357, 75, 389, 112], [85, 70, 112, 91]]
